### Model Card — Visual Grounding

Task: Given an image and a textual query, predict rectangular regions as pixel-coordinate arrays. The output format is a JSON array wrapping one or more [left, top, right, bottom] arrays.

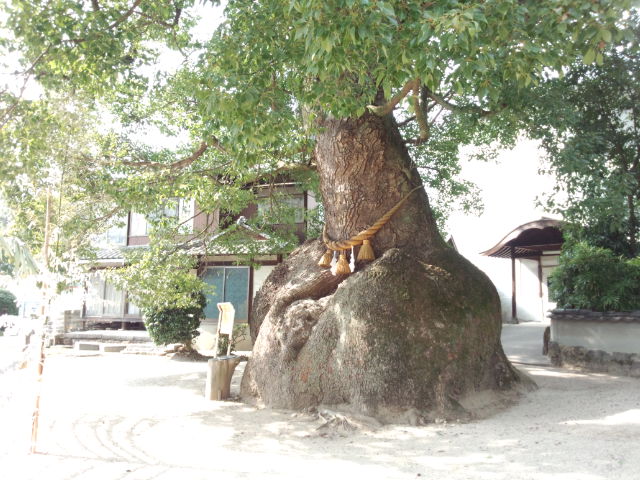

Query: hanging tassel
[[318, 249, 333, 268], [330, 251, 338, 276], [357, 239, 375, 261], [335, 251, 351, 275], [349, 246, 356, 273]]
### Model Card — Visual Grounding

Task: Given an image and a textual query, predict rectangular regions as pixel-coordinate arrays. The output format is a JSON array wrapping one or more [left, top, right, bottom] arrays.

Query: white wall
[[306, 191, 318, 210], [253, 265, 275, 298], [552, 319, 640, 354]]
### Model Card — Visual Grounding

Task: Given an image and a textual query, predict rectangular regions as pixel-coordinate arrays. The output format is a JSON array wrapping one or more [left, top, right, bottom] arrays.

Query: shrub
[[549, 241, 640, 312], [143, 292, 206, 350], [0, 289, 18, 316], [216, 324, 248, 356]]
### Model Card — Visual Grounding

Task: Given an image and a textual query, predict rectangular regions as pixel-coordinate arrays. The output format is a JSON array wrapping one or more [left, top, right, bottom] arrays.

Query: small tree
[[0, 288, 18, 315], [144, 291, 206, 351], [110, 237, 210, 351]]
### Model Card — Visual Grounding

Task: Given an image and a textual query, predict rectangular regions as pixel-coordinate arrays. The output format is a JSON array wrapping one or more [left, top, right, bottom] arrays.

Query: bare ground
[[2, 346, 639, 480]]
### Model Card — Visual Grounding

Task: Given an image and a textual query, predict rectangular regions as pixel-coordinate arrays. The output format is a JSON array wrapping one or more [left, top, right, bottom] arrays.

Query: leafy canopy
[[0, 0, 632, 299], [527, 18, 640, 257], [3, 0, 630, 168]]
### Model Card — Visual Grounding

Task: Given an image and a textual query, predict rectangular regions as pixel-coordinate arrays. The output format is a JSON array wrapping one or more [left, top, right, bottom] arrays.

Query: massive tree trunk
[[241, 113, 526, 423]]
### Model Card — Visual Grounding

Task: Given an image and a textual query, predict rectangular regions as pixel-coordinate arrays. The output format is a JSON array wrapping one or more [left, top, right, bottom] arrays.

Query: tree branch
[[0, 46, 52, 130], [91, 0, 100, 12], [412, 82, 429, 144], [120, 137, 227, 170], [367, 78, 420, 116], [122, 141, 206, 169], [422, 86, 504, 118], [134, 7, 183, 28], [109, 0, 144, 29], [397, 115, 416, 127]]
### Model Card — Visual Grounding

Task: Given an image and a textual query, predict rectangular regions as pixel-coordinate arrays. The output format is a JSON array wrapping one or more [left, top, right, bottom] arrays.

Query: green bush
[[0, 289, 18, 316], [216, 324, 248, 356], [143, 292, 206, 350], [549, 241, 640, 312]]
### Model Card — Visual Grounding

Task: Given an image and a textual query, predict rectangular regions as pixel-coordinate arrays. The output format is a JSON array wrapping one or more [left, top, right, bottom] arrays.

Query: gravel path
[[2, 333, 640, 480]]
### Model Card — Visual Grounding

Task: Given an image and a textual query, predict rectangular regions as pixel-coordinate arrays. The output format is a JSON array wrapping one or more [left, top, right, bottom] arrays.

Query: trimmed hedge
[[549, 241, 640, 312], [143, 292, 206, 350]]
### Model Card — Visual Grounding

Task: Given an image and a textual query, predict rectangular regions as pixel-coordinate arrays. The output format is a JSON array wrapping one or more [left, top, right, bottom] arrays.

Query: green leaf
[[595, 52, 604, 66], [582, 49, 596, 65], [378, 2, 395, 19]]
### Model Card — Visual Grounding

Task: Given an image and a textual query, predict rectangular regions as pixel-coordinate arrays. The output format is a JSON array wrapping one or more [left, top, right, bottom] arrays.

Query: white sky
[[450, 139, 558, 256], [447, 138, 560, 297]]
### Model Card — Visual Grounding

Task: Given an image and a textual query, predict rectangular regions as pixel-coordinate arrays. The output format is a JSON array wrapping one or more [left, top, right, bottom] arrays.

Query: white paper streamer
[[330, 251, 338, 276]]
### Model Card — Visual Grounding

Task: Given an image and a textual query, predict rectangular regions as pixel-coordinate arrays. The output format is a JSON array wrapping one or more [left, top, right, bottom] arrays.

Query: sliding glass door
[[202, 267, 250, 322]]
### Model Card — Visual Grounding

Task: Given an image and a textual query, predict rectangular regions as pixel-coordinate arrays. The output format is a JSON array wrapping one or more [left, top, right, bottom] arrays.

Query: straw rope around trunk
[[321, 186, 422, 251]]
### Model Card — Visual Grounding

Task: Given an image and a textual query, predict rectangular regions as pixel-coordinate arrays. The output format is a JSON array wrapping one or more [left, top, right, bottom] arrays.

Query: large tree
[[527, 20, 640, 257], [2, 1, 631, 421]]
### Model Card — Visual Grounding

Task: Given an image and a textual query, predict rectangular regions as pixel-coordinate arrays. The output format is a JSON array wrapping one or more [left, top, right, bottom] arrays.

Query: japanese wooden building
[[481, 218, 564, 323]]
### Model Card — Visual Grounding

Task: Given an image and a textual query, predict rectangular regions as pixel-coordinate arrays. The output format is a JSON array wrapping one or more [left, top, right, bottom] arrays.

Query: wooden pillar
[[511, 246, 517, 322], [537, 258, 543, 298]]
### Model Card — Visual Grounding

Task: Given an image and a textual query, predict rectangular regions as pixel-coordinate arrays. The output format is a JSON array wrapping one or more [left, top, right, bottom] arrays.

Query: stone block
[[547, 342, 562, 366], [612, 352, 632, 365], [100, 344, 127, 353], [75, 342, 100, 351]]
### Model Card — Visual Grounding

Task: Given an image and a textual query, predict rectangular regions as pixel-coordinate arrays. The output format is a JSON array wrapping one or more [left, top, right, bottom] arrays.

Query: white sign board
[[217, 302, 235, 335]]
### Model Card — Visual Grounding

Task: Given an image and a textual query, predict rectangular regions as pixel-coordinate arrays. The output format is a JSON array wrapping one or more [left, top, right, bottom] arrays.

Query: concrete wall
[[550, 310, 640, 354]]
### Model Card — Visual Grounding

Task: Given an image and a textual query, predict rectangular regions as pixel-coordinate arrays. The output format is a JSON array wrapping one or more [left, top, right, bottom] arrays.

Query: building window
[[202, 266, 250, 323], [85, 274, 124, 317], [126, 299, 141, 316], [129, 212, 148, 236], [92, 216, 128, 246], [257, 194, 305, 223], [129, 199, 195, 236], [85, 273, 141, 318]]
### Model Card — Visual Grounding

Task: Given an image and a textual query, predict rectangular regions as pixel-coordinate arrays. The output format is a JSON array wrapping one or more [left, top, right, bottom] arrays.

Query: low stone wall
[[547, 342, 640, 377], [549, 309, 640, 376]]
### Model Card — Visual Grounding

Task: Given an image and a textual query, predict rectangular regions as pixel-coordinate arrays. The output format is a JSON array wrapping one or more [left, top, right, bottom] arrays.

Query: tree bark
[[242, 113, 527, 423], [316, 113, 443, 254]]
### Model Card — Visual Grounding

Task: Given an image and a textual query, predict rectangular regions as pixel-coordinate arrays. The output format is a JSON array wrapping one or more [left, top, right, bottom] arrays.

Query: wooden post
[[31, 189, 52, 453], [511, 246, 517, 322], [205, 356, 242, 400], [537, 258, 543, 298], [30, 338, 45, 453]]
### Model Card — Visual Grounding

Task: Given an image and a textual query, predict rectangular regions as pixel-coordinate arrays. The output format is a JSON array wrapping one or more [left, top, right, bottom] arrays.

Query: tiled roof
[[80, 245, 146, 263], [184, 217, 295, 256], [83, 218, 295, 262], [480, 218, 564, 258]]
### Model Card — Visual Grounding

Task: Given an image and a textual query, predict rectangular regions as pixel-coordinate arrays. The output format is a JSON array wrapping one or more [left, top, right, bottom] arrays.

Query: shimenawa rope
[[318, 186, 421, 273]]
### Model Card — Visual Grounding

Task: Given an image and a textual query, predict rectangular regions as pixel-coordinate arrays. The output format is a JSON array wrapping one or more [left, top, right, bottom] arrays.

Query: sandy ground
[[2, 328, 640, 480]]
